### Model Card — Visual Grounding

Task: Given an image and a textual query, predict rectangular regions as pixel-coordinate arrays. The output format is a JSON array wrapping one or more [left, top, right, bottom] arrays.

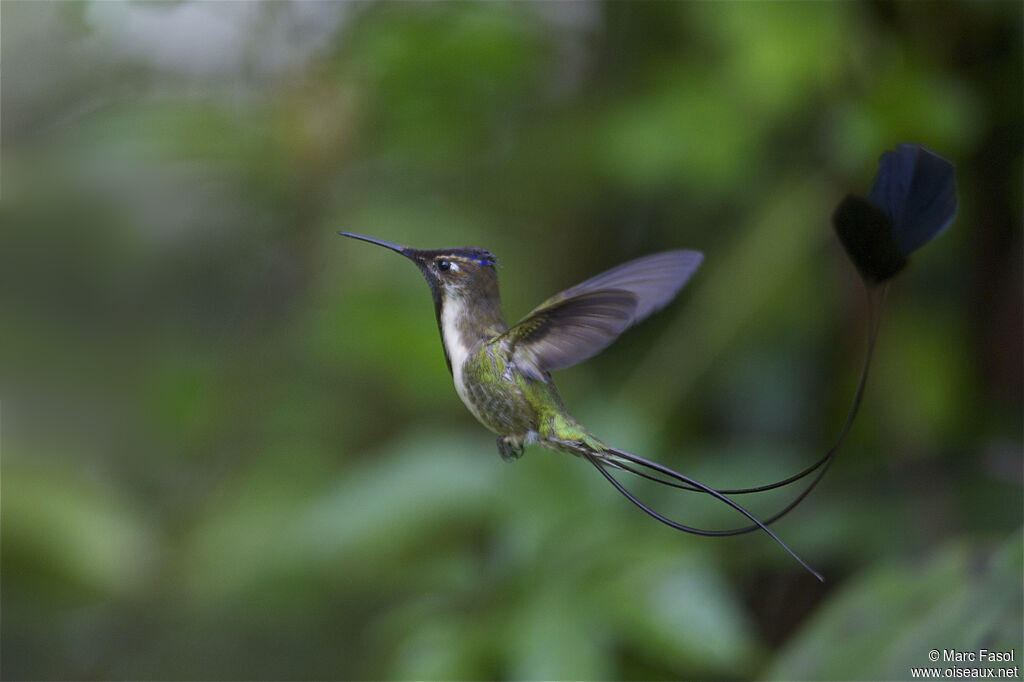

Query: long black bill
[[338, 231, 411, 257]]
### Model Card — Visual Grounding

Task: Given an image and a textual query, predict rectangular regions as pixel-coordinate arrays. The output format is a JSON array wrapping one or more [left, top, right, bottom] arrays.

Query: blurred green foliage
[[2, 2, 1021, 680]]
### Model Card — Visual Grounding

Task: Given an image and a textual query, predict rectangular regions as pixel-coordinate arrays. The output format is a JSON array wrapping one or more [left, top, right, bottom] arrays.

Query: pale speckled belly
[[459, 373, 538, 436], [453, 346, 539, 437]]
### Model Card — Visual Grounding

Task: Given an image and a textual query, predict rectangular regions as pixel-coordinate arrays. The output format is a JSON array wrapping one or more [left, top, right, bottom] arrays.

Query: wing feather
[[505, 250, 703, 379]]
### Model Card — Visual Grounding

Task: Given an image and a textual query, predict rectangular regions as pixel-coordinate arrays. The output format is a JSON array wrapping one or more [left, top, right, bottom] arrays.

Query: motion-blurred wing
[[505, 250, 703, 379]]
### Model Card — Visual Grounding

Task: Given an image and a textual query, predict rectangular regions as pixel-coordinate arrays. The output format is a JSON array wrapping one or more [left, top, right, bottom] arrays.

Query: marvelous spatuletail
[[338, 231, 827, 579], [337, 144, 957, 582]]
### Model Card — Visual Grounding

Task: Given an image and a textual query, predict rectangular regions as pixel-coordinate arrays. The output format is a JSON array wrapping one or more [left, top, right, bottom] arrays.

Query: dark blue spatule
[[724, 143, 961, 551], [834, 144, 958, 283]]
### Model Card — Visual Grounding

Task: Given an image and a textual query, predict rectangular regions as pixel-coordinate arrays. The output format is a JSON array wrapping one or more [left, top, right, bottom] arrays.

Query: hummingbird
[[339, 231, 823, 580]]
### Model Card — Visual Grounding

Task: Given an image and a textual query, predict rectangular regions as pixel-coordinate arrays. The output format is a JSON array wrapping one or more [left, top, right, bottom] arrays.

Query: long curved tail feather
[[579, 444, 824, 582], [577, 284, 888, 580]]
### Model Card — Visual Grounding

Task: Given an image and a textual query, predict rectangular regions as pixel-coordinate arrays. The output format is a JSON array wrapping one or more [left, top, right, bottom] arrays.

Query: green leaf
[[767, 531, 1024, 680], [3, 460, 157, 601]]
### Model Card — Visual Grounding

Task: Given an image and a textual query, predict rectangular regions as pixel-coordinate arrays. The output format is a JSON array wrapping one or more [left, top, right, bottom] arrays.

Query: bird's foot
[[497, 436, 524, 462]]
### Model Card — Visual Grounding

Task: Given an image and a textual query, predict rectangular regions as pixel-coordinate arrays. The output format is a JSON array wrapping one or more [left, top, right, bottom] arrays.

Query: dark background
[[3, 2, 1021, 679]]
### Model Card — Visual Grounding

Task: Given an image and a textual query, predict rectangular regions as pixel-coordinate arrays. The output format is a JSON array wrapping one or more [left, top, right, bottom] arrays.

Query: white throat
[[439, 298, 482, 420]]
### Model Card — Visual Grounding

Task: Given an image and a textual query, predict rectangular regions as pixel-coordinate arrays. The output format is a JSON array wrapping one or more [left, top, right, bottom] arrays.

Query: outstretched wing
[[503, 250, 703, 379]]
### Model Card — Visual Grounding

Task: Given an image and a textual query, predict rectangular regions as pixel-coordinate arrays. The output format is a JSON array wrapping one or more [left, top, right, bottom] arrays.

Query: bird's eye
[[437, 259, 451, 272]]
